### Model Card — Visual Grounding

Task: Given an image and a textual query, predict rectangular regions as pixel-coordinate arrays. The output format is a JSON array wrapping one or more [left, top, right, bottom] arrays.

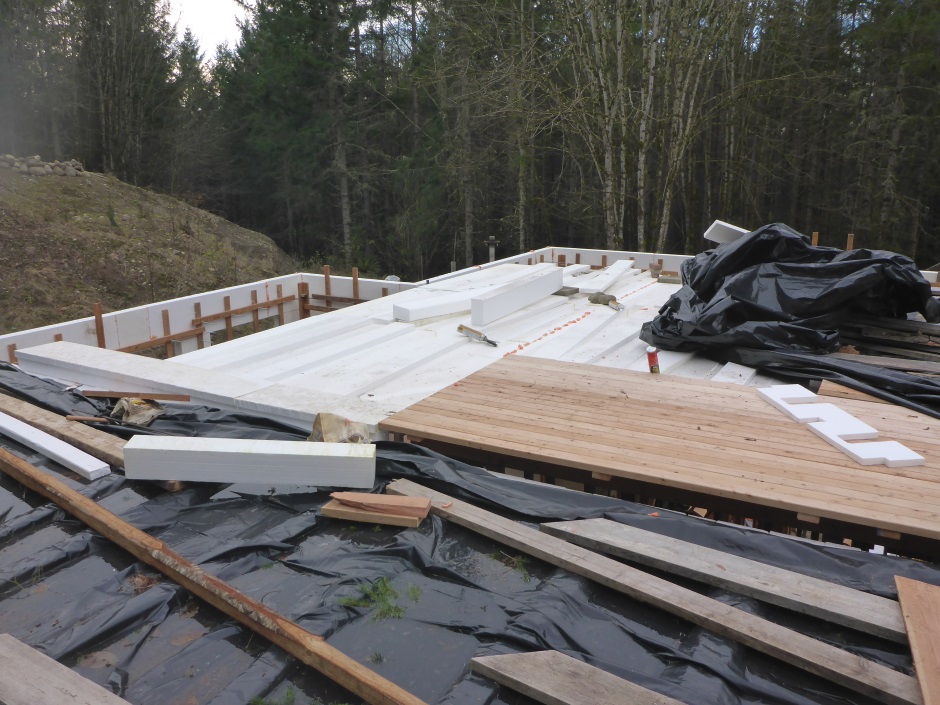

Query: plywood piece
[[897, 576, 940, 705], [387, 479, 920, 705], [542, 518, 906, 643], [0, 633, 129, 705], [471, 651, 685, 705], [321, 499, 422, 527], [123, 436, 375, 487], [470, 265, 564, 326], [331, 492, 431, 518], [577, 259, 637, 294], [0, 410, 109, 480]]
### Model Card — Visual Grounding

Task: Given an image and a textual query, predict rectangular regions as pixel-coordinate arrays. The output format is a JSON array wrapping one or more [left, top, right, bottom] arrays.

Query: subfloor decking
[[379, 356, 940, 548]]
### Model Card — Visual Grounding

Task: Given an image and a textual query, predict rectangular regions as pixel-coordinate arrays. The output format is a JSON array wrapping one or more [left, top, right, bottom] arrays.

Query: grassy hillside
[[0, 168, 295, 334]]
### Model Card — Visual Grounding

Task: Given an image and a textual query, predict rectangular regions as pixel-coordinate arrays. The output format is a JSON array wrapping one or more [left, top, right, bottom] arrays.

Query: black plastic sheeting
[[2, 368, 940, 705], [641, 223, 940, 418]]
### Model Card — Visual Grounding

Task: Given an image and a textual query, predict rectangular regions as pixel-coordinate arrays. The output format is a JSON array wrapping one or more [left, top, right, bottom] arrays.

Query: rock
[[44, 164, 52, 174], [2, 154, 14, 162], [53, 166, 65, 176], [25, 156, 43, 167], [0, 162, 8, 169], [19, 164, 28, 174], [64, 165, 77, 177], [28, 166, 46, 176]]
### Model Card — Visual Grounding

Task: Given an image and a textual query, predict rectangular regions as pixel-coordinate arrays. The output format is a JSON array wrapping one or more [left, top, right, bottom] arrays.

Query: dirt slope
[[0, 168, 294, 334]]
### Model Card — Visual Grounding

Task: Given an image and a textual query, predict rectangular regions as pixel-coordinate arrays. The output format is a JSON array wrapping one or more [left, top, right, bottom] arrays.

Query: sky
[[167, 0, 250, 60]]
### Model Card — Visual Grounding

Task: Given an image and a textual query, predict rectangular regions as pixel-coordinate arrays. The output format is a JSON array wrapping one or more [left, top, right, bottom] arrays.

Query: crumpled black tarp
[[1, 367, 939, 705], [640, 223, 940, 417], [642, 223, 939, 354]]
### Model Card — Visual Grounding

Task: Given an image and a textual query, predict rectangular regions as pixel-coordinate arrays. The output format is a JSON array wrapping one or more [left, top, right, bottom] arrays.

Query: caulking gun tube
[[646, 346, 660, 374]]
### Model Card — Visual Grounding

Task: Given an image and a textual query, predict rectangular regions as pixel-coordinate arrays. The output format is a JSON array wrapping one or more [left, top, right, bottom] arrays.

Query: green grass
[[489, 550, 533, 583], [249, 686, 295, 705], [337, 576, 405, 621]]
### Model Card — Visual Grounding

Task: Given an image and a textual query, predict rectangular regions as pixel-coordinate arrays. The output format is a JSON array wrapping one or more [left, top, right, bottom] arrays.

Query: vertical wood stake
[[93, 302, 106, 348], [223, 296, 233, 340], [811, 231, 819, 247], [846, 233, 855, 250], [250, 290, 260, 333], [352, 267, 360, 301], [53, 334, 63, 342], [276, 285, 285, 325], [558, 254, 566, 267], [298, 282, 310, 319], [7, 344, 16, 364], [575, 253, 581, 265], [323, 265, 332, 309], [161, 309, 173, 358], [601, 255, 608, 267]]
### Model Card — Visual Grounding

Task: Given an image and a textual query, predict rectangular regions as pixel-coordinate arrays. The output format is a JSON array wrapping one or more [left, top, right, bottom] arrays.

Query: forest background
[[2, 0, 938, 280]]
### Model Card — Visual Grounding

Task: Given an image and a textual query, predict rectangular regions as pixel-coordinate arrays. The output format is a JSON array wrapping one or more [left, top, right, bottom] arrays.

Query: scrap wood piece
[[331, 492, 431, 518], [81, 390, 191, 401], [0, 448, 428, 705], [897, 576, 940, 705], [0, 633, 128, 705], [0, 410, 109, 480], [0, 391, 125, 466], [386, 479, 921, 705], [542, 518, 906, 643], [471, 650, 686, 705], [321, 499, 423, 528]]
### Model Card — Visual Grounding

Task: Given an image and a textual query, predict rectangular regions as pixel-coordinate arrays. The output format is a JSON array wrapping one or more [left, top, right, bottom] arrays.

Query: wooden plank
[[387, 479, 921, 705], [6, 343, 16, 364], [541, 518, 906, 643], [0, 633, 128, 705], [223, 296, 233, 340], [817, 381, 889, 404], [331, 492, 431, 518], [250, 290, 260, 332], [323, 264, 332, 309], [123, 435, 376, 487], [191, 294, 296, 326], [352, 267, 360, 300], [0, 391, 125, 466], [0, 410, 109, 480], [276, 284, 286, 325], [116, 325, 205, 355], [471, 651, 685, 705], [321, 499, 422, 528], [897, 576, 940, 705], [82, 391, 191, 401], [0, 449, 428, 705]]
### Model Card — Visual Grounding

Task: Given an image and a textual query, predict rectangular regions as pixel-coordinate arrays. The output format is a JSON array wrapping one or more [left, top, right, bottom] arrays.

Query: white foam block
[[393, 290, 480, 322], [704, 220, 749, 244], [577, 259, 636, 294], [123, 435, 376, 487], [470, 265, 564, 326], [0, 410, 110, 480]]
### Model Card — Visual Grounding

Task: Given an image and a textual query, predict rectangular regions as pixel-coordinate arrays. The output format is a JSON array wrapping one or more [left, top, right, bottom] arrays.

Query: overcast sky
[[168, 0, 249, 60]]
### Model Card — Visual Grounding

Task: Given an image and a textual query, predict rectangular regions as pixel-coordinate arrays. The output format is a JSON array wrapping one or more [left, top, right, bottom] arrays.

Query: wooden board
[[897, 576, 940, 705], [0, 410, 110, 480], [542, 518, 906, 643], [123, 436, 376, 487], [321, 499, 423, 527], [0, 392, 125, 467], [386, 478, 921, 705], [0, 448, 428, 705], [0, 633, 128, 705], [471, 650, 685, 705], [331, 492, 431, 518], [379, 356, 940, 544]]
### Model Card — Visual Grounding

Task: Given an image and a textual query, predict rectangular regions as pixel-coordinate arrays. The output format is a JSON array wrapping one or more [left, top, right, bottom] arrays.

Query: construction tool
[[588, 292, 624, 311], [457, 324, 498, 347]]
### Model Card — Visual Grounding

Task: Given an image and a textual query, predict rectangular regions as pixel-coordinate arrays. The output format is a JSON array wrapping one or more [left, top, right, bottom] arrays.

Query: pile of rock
[[0, 154, 85, 177]]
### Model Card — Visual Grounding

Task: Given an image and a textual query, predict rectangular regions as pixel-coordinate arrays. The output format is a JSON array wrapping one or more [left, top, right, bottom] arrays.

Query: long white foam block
[[393, 290, 489, 322], [704, 219, 749, 244], [123, 436, 376, 487], [577, 259, 635, 294], [470, 265, 564, 326], [0, 410, 110, 480]]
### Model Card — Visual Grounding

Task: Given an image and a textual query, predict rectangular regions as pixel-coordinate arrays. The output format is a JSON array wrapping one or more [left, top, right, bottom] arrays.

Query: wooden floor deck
[[379, 356, 940, 551]]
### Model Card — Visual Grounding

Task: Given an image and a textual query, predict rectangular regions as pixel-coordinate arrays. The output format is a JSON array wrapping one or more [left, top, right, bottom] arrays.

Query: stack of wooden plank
[[838, 315, 940, 369], [321, 491, 432, 527]]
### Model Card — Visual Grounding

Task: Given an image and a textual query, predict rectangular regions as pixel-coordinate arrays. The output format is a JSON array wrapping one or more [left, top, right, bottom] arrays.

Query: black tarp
[[0, 366, 937, 705], [641, 223, 940, 418]]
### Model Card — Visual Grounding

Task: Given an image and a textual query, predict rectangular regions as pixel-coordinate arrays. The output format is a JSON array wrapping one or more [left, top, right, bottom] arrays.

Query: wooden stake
[[575, 253, 581, 265], [601, 255, 608, 267], [223, 296, 233, 340], [352, 267, 360, 301], [539, 255, 544, 263], [558, 254, 566, 267], [846, 233, 855, 250], [54, 334, 63, 342], [323, 264, 332, 309], [382, 287, 388, 297], [298, 282, 310, 319], [161, 309, 174, 358], [6, 344, 16, 365], [93, 302, 106, 348], [528, 258, 532, 265], [0, 449, 428, 705], [812, 231, 819, 247], [250, 290, 260, 333], [276, 284, 286, 325]]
